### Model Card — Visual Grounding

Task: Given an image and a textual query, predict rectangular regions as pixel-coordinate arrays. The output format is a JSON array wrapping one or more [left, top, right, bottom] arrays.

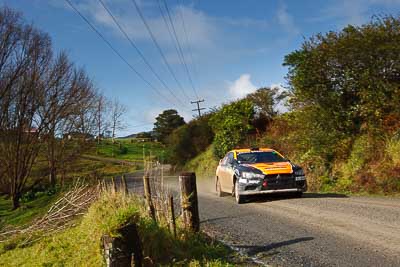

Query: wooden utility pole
[[143, 174, 156, 221], [191, 99, 206, 117], [179, 172, 200, 232]]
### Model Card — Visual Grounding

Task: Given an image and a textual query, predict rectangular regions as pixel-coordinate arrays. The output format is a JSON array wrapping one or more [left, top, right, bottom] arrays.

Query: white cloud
[[270, 83, 289, 114], [228, 74, 257, 99], [312, 0, 400, 27], [276, 2, 300, 35]]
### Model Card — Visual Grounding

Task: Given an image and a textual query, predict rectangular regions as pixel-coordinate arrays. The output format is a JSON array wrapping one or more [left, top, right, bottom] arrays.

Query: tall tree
[[110, 98, 127, 144], [0, 7, 100, 207], [283, 15, 400, 164], [153, 109, 185, 143], [0, 7, 52, 208]]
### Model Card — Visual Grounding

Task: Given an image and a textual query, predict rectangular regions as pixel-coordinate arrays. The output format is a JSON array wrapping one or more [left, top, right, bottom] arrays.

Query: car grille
[[264, 174, 296, 190]]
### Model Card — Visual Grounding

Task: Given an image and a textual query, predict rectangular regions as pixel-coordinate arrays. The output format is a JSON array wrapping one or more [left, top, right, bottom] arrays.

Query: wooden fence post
[[102, 222, 143, 267], [168, 195, 176, 237], [111, 176, 117, 193], [121, 174, 129, 195], [143, 174, 156, 221], [179, 172, 200, 232]]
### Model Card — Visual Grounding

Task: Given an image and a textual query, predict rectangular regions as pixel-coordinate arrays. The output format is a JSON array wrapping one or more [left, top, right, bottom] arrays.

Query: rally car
[[215, 148, 307, 204]]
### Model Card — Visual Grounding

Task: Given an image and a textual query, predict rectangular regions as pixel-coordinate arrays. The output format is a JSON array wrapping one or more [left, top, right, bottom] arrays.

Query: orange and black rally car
[[215, 148, 307, 204]]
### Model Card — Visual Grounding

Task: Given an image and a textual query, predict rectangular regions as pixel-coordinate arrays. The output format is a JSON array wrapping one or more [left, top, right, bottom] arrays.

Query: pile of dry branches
[[0, 180, 101, 245]]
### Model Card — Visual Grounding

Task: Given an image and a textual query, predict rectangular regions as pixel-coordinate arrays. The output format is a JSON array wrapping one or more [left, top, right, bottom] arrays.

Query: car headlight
[[294, 168, 304, 176], [241, 172, 264, 179]]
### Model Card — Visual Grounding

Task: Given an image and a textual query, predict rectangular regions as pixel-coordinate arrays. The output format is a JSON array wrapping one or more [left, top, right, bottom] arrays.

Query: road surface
[[126, 174, 400, 266]]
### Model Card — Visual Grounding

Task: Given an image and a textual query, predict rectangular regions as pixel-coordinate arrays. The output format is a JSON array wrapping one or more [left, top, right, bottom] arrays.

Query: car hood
[[242, 162, 293, 175]]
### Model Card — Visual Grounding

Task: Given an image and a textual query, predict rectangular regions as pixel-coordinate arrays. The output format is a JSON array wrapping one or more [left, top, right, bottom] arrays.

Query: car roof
[[231, 148, 274, 153]]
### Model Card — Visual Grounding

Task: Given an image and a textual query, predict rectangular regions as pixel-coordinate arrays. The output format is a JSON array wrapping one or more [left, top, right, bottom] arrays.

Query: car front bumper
[[237, 178, 307, 196], [239, 188, 303, 195]]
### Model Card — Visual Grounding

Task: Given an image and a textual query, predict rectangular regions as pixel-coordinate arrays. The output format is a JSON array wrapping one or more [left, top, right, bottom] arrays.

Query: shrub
[[209, 100, 254, 158], [386, 134, 400, 166]]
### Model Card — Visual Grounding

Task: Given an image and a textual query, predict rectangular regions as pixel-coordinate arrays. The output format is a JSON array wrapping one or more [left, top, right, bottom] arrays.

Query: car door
[[224, 152, 236, 192], [219, 152, 235, 192], [217, 154, 229, 192]]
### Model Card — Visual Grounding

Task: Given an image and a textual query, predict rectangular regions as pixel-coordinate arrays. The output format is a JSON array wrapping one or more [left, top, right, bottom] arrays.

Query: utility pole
[[191, 99, 206, 117]]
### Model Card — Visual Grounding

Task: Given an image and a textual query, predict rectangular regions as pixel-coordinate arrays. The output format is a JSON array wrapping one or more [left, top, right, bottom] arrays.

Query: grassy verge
[[94, 139, 165, 162], [0, 157, 135, 230], [0, 193, 58, 230], [0, 192, 237, 266], [185, 145, 219, 179]]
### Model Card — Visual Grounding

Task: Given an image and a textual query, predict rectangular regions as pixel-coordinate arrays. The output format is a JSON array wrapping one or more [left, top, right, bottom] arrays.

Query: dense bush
[[167, 115, 214, 165], [209, 100, 254, 158]]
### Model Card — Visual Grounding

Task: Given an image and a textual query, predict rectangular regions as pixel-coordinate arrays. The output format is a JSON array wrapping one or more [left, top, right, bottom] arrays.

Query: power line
[[176, 0, 200, 87], [156, 0, 189, 96], [161, 0, 199, 99], [64, 0, 180, 109], [130, 0, 191, 102], [97, 0, 188, 109], [191, 99, 206, 117]]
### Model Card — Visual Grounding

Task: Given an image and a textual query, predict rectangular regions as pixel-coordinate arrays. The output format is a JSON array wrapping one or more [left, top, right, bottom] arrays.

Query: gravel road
[[196, 179, 400, 267], [127, 174, 400, 266]]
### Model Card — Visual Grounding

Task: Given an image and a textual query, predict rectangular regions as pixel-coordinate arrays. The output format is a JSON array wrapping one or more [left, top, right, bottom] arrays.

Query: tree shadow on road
[[235, 237, 314, 256]]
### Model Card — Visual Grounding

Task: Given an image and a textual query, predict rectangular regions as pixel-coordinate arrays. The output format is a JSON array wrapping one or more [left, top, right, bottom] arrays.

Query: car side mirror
[[219, 159, 223, 165]]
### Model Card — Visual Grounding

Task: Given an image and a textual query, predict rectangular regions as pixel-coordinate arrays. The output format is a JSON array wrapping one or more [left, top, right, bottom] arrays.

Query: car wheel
[[234, 181, 245, 204], [216, 177, 223, 197]]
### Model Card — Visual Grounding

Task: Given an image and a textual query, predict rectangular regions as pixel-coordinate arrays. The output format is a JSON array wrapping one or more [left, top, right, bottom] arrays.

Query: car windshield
[[237, 151, 287, 163]]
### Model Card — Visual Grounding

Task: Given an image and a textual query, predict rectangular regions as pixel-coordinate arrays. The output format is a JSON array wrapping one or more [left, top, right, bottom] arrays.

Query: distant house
[[65, 132, 94, 141]]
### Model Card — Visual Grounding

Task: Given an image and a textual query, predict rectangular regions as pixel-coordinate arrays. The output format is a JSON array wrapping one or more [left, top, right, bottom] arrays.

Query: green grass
[[0, 193, 58, 230], [0, 192, 237, 266], [0, 157, 135, 230], [185, 145, 219, 179], [94, 139, 165, 162]]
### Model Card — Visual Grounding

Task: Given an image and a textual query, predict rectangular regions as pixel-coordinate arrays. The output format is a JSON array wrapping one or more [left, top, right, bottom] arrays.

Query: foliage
[[210, 100, 255, 158], [245, 86, 287, 132], [386, 133, 400, 166], [153, 109, 186, 143], [167, 115, 214, 165], [276, 15, 400, 193]]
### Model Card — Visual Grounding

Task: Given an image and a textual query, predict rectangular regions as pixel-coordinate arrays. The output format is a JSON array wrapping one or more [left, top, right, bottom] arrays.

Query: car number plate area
[[295, 176, 306, 181]]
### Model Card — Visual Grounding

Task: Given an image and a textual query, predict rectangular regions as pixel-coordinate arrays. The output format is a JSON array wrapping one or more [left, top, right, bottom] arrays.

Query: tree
[[167, 114, 214, 164], [245, 87, 287, 132], [209, 100, 254, 158], [283, 15, 400, 170], [0, 7, 53, 208], [153, 109, 185, 143], [94, 93, 109, 146], [110, 98, 127, 143], [0, 7, 100, 208]]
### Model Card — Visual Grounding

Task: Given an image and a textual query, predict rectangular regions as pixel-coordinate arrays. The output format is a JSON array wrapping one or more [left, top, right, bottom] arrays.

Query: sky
[[1, 0, 399, 136]]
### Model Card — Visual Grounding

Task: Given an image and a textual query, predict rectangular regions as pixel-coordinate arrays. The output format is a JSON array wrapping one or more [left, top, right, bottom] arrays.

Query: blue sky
[[1, 0, 399, 136]]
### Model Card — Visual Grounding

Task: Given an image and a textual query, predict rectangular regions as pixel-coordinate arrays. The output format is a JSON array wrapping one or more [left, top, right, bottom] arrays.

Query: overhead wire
[[176, 0, 200, 89], [130, 0, 192, 102], [156, 0, 188, 93], [161, 0, 199, 100], [97, 0, 189, 109], [64, 0, 187, 110]]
